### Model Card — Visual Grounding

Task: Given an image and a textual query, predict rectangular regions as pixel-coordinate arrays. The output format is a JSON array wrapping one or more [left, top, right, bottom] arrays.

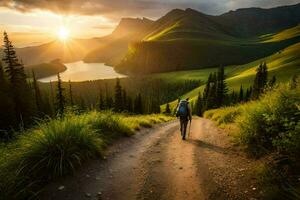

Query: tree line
[[165, 63, 278, 116]]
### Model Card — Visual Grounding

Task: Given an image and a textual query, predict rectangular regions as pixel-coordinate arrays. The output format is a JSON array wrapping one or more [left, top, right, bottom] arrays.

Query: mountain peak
[[112, 17, 153, 37]]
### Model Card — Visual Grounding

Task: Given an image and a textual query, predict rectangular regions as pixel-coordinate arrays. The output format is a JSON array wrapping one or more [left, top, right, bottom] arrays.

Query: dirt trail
[[41, 118, 262, 200]]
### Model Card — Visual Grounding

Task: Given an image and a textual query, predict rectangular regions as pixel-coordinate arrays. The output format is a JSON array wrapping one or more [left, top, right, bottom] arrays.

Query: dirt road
[[41, 118, 262, 200]]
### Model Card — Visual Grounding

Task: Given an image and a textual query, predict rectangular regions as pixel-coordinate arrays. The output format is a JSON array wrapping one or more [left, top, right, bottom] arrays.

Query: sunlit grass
[[0, 112, 173, 199]]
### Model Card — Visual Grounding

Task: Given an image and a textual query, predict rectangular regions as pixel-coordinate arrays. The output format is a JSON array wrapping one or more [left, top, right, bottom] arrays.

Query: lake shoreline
[[38, 61, 127, 82]]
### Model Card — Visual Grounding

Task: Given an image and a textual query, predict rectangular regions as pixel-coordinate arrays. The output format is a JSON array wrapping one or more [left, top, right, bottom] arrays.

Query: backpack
[[177, 100, 188, 117]]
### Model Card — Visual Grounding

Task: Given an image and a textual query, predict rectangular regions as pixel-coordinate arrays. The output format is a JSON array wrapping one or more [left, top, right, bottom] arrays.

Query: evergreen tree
[[55, 73, 66, 115], [248, 86, 253, 100], [98, 89, 105, 110], [0, 61, 15, 131], [114, 78, 123, 112], [2, 31, 33, 124], [262, 62, 268, 87], [165, 103, 171, 114], [268, 75, 276, 88], [290, 75, 299, 89], [245, 87, 251, 101], [206, 72, 217, 109], [216, 65, 228, 106], [230, 90, 238, 104], [195, 92, 203, 116], [252, 63, 268, 99], [32, 70, 42, 113], [122, 89, 127, 112], [238, 85, 244, 102], [134, 93, 143, 114], [105, 83, 113, 109], [127, 96, 133, 113], [69, 80, 74, 106], [203, 73, 213, 101]]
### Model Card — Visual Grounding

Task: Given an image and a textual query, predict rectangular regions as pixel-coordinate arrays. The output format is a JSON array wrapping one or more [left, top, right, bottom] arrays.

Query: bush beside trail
[[204, 83, 300, 199], [0, 112, 173, 200]]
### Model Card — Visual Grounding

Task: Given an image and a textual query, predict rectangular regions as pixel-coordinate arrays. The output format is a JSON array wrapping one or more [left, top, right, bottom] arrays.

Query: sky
[[1, 0, 300, 47]]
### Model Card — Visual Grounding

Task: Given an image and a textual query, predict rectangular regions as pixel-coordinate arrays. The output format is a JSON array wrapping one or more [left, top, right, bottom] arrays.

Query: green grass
[[261, 25, 300, 43], [204, 83, 300, 155], [204, 82, 300, 199], [148, 68, 217, 84], [0, 112, 173, 199], [162, 39, 300, 111]]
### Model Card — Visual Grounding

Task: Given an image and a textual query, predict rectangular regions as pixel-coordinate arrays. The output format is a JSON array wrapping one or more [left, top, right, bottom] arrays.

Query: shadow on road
[[187, 139, 229, 154]]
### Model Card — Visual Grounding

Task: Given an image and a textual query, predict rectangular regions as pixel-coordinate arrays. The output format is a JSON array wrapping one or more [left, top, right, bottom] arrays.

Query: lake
[[38, 61, 127, 82]]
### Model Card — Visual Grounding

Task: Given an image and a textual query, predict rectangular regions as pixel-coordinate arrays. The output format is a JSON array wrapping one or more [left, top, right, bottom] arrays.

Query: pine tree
[[2, 32, 33, 124], [268, 75, 276, 88], [230, 90, 238, 104], [216, 65, 228, 106], [55, 73, 66, 116], [203, 73, 212, 101], [252, 63, 268, 99], [134, 93, 143, 114], [245, 88, 251, 101], [69, 80, 74, 106], [290, 75, 299, 89], [32, 70, 42, 113], [238, 85, 244, 102], [122, 89, 127, 112], [207, 72, 217, 109], [195, 92, 203, 116], [0, 61, 15, 131], [49, 80, 55, 114], [165, 103, 171, 114], [114, 78, 123, 112], [105, 83, 113, 109], [127, 96, 133, 113], [98, 88, 105, 110], [262, 62, 268, 88]]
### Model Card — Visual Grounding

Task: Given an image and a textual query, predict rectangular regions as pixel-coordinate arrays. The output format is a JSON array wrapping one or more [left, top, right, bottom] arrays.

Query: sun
[[58, 26, 70, 41]]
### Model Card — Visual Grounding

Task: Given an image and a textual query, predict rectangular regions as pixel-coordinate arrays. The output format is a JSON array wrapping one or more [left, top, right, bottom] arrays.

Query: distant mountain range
[[8, 3, 300, 74]]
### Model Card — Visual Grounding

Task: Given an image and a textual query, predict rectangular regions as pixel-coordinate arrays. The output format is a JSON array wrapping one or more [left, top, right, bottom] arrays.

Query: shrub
[[237, 85, 300, 156]]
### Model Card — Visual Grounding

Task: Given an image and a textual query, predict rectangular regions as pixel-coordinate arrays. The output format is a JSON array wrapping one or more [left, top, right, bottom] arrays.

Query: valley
[[0, 2, 300, 200]]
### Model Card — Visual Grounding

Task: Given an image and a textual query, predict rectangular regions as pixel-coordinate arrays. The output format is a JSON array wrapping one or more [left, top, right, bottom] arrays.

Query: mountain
[[8, 3, 300, 75], [83, 17, 153, 65], [115, 3, 300, 74], [15, 38, 103, 66]]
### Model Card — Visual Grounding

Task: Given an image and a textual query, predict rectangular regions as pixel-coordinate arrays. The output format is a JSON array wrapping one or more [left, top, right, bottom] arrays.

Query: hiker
[[176, 98, 192, 140]]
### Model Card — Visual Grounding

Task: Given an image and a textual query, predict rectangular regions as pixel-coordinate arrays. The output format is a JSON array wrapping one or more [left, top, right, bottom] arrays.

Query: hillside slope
[[83, 18, 154, 65], [115, 3, 300, 74], [164, 25, 300, 108], [15, 38, 103, 65]]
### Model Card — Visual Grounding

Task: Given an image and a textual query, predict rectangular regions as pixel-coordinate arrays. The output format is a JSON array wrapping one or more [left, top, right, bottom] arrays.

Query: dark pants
[[180, 118, 189, 139]]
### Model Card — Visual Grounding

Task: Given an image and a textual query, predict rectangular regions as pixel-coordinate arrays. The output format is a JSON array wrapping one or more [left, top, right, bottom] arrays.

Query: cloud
[[0, 0, 300, 19]]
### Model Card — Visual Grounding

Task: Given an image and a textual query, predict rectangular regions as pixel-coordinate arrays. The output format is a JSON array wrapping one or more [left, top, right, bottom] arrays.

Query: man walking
[[176, 98, 192, 140]]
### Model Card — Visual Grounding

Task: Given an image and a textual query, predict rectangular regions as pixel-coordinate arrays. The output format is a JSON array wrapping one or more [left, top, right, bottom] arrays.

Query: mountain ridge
[[8, 3, 300, 74]]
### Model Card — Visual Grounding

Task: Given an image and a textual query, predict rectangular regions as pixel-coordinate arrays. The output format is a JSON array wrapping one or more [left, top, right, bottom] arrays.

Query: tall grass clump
[[204, 106, 242, 126], [0, 112, 173, 199]]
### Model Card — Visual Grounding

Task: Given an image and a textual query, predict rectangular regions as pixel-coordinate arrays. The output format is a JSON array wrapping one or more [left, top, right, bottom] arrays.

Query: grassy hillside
[[163, 25, 300, 109], [116, 4, 300, 74], [0, 111, 173, 199]]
